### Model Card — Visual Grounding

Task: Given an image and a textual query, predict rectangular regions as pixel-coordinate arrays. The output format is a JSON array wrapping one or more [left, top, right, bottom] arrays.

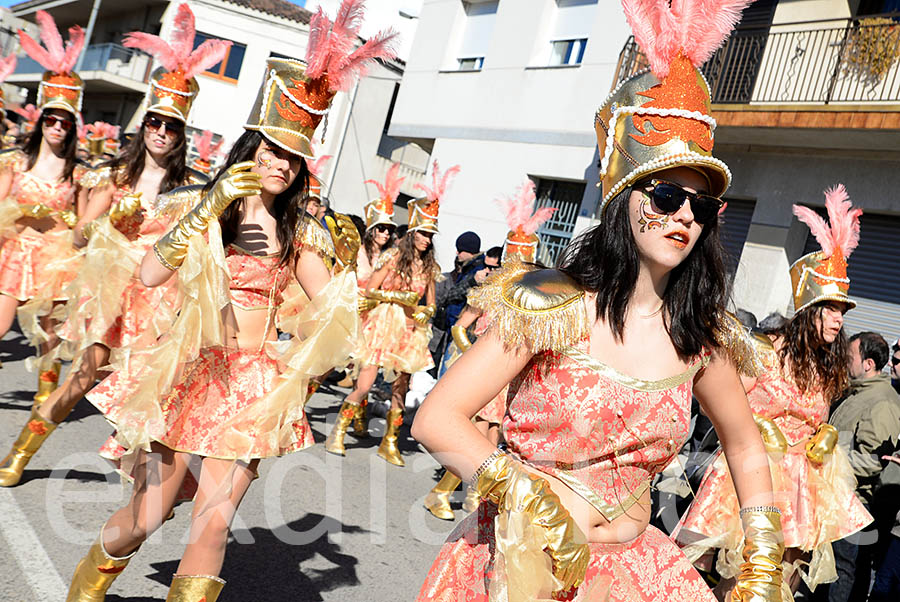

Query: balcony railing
[[14, 43, 152, 84], [614, 14, 900, 105]]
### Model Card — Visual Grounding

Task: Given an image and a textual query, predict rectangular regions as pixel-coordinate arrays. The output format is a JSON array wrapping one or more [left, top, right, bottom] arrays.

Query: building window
[[193, 32, 245, 83], [456, 1, 498, 71], [533, 177, 585, 266], [547, 0, 596, 66], [549, 39, 587, 66], [457, 56, 484, 71]]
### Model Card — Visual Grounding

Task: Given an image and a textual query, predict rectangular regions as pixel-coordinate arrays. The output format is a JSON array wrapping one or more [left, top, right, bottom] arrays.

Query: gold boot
[[462, 485, 481, 514], [352, 396, 369, 437], [325, 400, 358, 456], [0, 408, 57, 487], [165, 574, 225, 601], [66, 531, 138, 601], [33, 360, 61, 407], [424, 470, 462, 520], [377, 408, 405, 466]]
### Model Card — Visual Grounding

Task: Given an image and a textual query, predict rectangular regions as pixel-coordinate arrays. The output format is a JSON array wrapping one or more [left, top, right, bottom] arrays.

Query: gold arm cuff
[[451, 324, 472, 351], [153, 243, 178, 271]]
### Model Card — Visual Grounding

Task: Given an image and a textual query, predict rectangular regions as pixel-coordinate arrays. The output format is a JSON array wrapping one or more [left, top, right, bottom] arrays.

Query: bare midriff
[[222, 303, 279, 350]]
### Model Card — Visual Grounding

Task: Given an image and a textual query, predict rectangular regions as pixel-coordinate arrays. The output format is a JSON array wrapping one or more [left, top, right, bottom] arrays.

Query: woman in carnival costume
[[676, 185, 873, 598], [325, 161, 452, 466], [62, 1, 395, 598], [325, 162, 401, 442], [413, 1, 785, 600], [0, 53, 19, 150], [424, 178, 555, 521], [190, 129, 225, 177], [0, 3, 228, 490], [0, 11, 89, 401]]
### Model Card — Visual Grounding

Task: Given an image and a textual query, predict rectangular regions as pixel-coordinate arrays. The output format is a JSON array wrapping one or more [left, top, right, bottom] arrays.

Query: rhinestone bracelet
[[469, 449, 504, 486], [739, 505, 781, 517]]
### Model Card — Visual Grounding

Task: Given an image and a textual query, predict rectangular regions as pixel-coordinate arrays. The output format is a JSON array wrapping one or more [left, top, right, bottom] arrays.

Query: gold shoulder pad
[[0, 148, 25, 172], [714, 312, 771, 377], [373, 246, 399, 271], [186, 168, 210, 186], [295, 214, 336, 260], [79, 165, 113, 190], [467, 259, 587, 353], [151, 185, 203, 220]]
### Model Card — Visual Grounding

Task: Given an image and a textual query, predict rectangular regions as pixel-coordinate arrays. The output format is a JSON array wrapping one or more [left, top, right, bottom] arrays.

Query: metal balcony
[[10, 43, 152, 92], [613, 13, 900, 105]]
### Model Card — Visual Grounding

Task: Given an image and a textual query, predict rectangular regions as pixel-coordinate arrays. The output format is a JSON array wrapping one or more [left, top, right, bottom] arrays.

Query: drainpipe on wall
[[75, 0, 103, 72]]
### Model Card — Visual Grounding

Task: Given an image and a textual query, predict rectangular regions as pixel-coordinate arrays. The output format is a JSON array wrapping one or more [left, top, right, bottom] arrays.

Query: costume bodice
[[378, 247, 435, 299], [747, 346, 828, 445], [503, 337, 704, 521], [1, 151, 80, 211], [226, 245, 291, 311]]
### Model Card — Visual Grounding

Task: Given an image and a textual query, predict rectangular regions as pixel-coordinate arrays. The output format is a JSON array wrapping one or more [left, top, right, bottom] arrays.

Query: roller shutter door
[[802, 211, 900, 343], [720, 198, 756, 276]]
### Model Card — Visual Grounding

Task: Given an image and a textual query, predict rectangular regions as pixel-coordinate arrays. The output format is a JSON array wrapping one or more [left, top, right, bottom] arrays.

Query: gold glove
[[358, 295, 379, 314], [80, 219, 98, 241], [21, 203, 52, 218], [731, 508, 784, 601], [109, 192, 143, 226], [412, 304, 435, 326], [325, 212, 361, 272], [153, 161, 260, 270], [451, 324, 472, 351], [805, 423, 838, 466], [366, 289, 419, 308], [752, 414, 787, 455], [475, 453, 589, 594], [58, 210, 78, 228]]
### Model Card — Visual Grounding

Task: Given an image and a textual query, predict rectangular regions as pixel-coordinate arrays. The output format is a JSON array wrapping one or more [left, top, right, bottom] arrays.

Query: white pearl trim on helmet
[[795, 265, 850, 296], [504, 237, 538, 247]]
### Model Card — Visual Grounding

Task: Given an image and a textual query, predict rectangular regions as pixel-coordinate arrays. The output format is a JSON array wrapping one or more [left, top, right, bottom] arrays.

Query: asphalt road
[[0, 324, 462, 601]]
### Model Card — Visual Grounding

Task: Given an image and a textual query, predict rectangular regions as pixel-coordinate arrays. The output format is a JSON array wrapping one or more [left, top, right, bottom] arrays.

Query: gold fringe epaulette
[[79, 165, 113, 190], [0, 148, 25, 172], [373, 246, 398, 271], [295, 214, 335, 261], [151, 185, 203, 220], [714, 312, 771, 377], [467, 260, 588, 353]]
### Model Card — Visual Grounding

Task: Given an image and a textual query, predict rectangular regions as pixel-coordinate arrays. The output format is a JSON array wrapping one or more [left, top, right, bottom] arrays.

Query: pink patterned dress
[[676, 342, 872, 588], [89, 244, 314, 459], [419, 305, 716, 600], [0, 150, 85, 301], [355, 247, 436, 379]]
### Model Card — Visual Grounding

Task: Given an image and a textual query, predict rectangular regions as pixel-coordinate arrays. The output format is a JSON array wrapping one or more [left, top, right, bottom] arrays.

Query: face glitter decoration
[[638, 194, 670, 232], [257, 149, 274, 169]]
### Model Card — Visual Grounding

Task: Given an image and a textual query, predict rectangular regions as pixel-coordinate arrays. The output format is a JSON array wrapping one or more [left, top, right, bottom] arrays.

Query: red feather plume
[[792, 184, 862, 260], [415, 161, 460, 204], [365, 163, 405, 204], [496, 180, 557, 236], [0, 54, 17, 84], [18, 10, 85, 74]]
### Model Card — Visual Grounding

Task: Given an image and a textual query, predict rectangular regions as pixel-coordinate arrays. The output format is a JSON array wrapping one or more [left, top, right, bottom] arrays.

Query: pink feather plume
[[496, 180, 557, 235], [365, 162, 405, 203], [18, 10, 85, 74], [305, 0, 399, 93], [305, 154, 332, 178], [622, 0, 753, 79], [12, 103, 41, 124], [415, 161, 460, 204], [123, 3, 230, 78], [192, 130, 225, 162], [0, 54, 17, 83], [792, 184, 862, 260]]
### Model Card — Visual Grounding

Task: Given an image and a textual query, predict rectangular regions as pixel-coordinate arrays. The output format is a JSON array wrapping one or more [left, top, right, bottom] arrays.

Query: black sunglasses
[[374, 224, 394, 234], [892, 356, 900, 366], [642, 179, 725, 226], [44, 114, 74, 132], [144, 115, 183, 136]]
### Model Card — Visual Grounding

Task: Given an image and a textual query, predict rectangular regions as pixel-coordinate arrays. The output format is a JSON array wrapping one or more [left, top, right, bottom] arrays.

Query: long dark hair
[[212, 130, 309, 267], [393, 230, 436, 288], [102, 114, 187, 193], [774, 303, 849, 402], [559, 186, 729, 358], [22, 111, 78, 182], [364, 224, 395, 261]]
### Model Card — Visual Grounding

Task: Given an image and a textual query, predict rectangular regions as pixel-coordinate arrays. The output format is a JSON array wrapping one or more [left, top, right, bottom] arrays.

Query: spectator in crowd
[[396, 224, 408, 239], [891, 339, 900, 394], [430, 232, 484, 372], [473, 246, 502, 285], [826, 332, 900, 601], [757, 311, 787, 333], [733, 308, 757, 330], [873, 449, 900, 600]]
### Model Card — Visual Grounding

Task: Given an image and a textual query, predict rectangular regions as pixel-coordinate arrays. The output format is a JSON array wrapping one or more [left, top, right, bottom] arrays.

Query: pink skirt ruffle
[[89, 346, 315, 459], [356, 302, 433, 379], [0, 228, 77, 301], [418, 503, 716, 601]]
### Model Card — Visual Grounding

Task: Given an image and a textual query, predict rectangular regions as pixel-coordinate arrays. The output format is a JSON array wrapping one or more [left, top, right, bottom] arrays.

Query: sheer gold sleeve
[[714, 312, 773, 377]]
